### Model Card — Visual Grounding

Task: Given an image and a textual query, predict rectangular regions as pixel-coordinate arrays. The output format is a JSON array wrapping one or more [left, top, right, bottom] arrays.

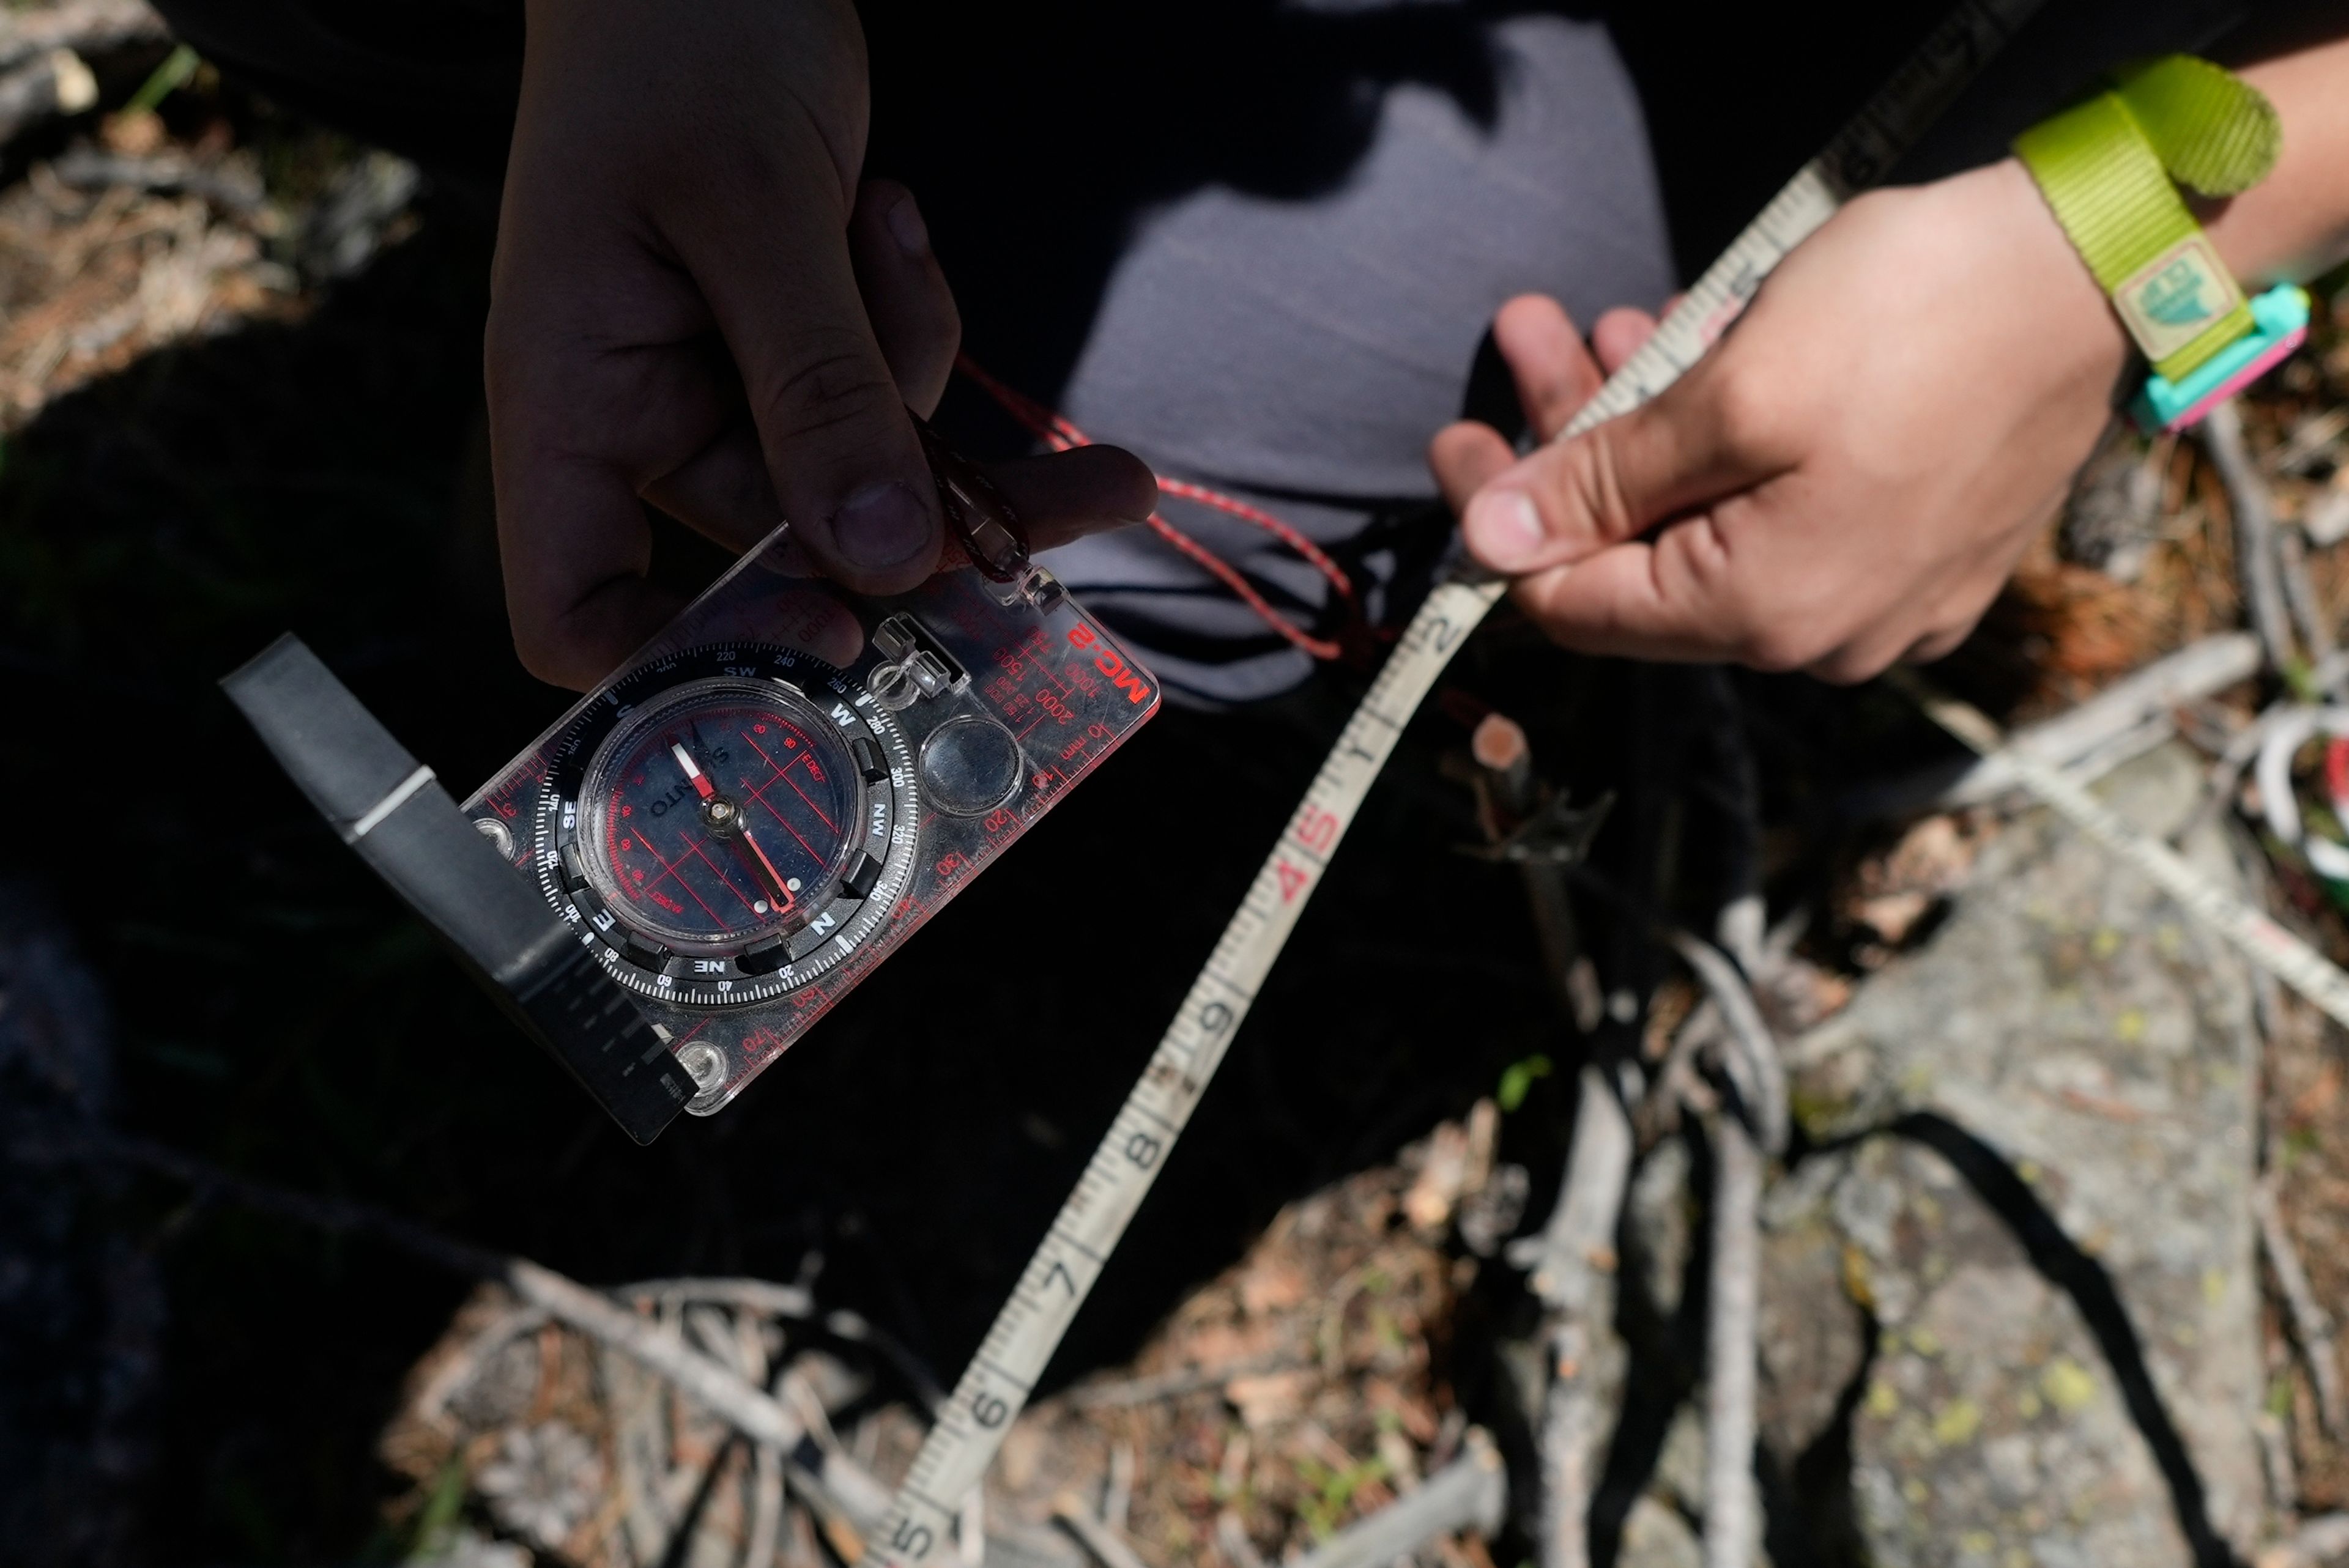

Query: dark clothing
[[155, 0, 2307, 703]]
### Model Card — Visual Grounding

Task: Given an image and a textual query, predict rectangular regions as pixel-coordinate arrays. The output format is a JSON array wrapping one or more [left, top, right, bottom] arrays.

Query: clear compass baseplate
[[463, 481, 1158, 1117]]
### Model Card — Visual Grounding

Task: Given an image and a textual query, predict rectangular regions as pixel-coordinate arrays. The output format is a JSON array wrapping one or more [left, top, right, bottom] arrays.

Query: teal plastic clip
[[2130, 283, 2311, 431]]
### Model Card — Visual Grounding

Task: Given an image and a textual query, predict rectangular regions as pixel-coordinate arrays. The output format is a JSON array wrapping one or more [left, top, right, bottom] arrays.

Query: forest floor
[[7, 9, 2349, 1568]]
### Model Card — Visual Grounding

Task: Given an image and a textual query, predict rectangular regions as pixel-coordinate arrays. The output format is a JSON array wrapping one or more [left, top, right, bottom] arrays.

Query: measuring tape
[[860, 4, 2049, 1561]]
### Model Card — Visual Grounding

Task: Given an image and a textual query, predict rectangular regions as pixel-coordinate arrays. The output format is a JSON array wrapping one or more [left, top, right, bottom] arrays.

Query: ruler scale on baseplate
[[861, 4, 2047, 1561]]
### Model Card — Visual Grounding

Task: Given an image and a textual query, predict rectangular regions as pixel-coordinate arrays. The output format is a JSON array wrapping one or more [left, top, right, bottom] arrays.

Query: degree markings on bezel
[[529, 642, 920, 1008]]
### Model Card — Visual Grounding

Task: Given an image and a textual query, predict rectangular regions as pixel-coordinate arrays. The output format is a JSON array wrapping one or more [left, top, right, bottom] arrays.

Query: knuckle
[[751, 328, 899, 444], [1737, 617, 1830, 674], [1560, 439, 1634, 540], [1811, 648, 1887, 686], [1706, 365, 1792, 464], [510, 624, 578, 689]]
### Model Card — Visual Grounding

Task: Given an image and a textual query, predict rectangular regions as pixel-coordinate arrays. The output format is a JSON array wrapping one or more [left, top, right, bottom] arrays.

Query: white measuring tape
[[861, 4, 2052, 1561]]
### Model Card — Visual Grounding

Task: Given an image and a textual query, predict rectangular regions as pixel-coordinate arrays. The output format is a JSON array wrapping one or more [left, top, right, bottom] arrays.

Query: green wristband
[[2014, 55, 2280, 383]]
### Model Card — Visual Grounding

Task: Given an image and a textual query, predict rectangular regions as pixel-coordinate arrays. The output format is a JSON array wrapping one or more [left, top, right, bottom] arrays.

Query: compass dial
[[529, 645, 918, 1008], [582, 678, 857, 947]]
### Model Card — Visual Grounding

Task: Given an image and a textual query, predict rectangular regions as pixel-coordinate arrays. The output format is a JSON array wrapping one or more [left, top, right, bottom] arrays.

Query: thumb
[[662, 128, 941, 596], [1458, 357, 1789, 577]]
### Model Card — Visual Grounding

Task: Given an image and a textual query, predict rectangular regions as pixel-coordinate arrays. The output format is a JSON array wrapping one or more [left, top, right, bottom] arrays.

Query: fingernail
[[885, 194, 930, 257], [1464, 489, 1546, 570], [830, 480, 935, 571]]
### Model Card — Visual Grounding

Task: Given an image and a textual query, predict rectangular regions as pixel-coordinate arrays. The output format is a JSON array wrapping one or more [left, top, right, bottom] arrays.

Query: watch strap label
[[2112, 234, 2251, 371]]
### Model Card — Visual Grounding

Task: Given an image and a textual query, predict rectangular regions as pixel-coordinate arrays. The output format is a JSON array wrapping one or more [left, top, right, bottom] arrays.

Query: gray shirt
[[1034, 13, 1673, 704]]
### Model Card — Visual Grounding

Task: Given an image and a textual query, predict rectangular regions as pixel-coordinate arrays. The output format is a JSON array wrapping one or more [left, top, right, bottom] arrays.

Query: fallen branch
[[1217, 1509, 1271, 1568], [2174, 697, 2298, 848], [2254, 1408, 2298, 1518], [2253, 1175, 2346, 1439], [2206, 399, 2296, 673], [1066, 1353, 1299, 1408], [1510, 1067, 1635, 1309], [1694, 688, 1771, 1568], [1104, 1439, 1136, 1534], [1702, 1108, 1764, 1568], [1469, 708, 1634, 1568], [746, 1442, 785, 1568], [1053, 1497, 1154, 1568], [49, 143, 266, 213], [1846, 633, 2262, 821], [1666, 930, 1789, 1158], [622, 1276, 943, 1412], [1284, 1429, 1507, 1568], [1507, 1063, 1632, 1568], [2279, 527, 2340, 681]]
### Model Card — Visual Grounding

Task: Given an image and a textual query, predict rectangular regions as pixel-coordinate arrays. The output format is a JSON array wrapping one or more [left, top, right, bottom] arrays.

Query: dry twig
[[2252, 1175, 2347, 1439], [1693, 688, 1774, 1568], [1053, 1496, 1154, 1568], [1702, 1109, 1764, 1568], [1283, 1430, 1507, 1568], [1849, 633, 2261, 821], [2205, 399, 2296, 672], [1067, 1354, 1297, 1408], [1666, 931, 1789, 1159], [1474, 709, 1631, 1568], [1502, 1065, 1631, 1568]]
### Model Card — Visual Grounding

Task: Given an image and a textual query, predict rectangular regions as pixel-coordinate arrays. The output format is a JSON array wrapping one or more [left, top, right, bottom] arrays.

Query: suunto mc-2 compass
[[226, 428, 1159, 1141]]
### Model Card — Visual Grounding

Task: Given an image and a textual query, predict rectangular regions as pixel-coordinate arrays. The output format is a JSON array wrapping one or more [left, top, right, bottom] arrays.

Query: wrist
[[1971, 158, 2134, 388], [2008, 53, 2331, 428]]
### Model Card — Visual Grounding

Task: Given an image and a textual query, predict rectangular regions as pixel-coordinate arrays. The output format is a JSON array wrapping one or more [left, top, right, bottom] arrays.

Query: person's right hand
[[486, 0, 1155, 689]]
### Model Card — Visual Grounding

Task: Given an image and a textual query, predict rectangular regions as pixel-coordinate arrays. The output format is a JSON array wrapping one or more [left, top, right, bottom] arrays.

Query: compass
[[531, 643, 919, 1007]]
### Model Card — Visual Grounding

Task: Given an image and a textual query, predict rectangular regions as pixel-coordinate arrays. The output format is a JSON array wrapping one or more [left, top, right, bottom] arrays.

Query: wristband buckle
[[2128, 283, 2310, 432]]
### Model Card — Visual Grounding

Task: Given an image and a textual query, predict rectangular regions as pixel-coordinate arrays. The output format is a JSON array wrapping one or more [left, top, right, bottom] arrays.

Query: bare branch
[[1285, 1429, 1507, 1568], [1666, 931, 1788, 1158], [1505, 1066, 1632, 1568], [1702, 1111, 1764, 1568], [2205, 399, 2296, 672], [1510, 1067, 1634, 1309], [2254, 1175, 2346, 1439], [1053, 1498, 1154, 1568]]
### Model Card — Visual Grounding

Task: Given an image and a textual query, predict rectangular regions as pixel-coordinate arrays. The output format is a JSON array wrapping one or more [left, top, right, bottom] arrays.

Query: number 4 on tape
[[1275, 858, 1312, 901]]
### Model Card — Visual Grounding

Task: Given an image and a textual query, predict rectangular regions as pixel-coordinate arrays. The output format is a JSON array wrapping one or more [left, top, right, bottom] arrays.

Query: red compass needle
[[669, 738, 795, 915], [736, 828, 798, 915]]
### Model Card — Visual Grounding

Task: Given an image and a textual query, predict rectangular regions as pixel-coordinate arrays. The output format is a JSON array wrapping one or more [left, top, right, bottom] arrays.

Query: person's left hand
[[1428, 160, 2132, 681]]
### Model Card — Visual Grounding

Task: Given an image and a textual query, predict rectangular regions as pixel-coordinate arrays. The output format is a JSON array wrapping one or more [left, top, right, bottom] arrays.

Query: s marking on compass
[[860, 2, 2050, 1560]]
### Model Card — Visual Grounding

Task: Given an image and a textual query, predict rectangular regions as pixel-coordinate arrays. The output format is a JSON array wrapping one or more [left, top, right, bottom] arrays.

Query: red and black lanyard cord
[[953, 354, 1360, 662]]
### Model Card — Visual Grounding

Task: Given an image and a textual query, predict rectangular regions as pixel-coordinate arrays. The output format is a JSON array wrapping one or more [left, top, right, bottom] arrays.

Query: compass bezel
[[527, 643, 919, 1009]]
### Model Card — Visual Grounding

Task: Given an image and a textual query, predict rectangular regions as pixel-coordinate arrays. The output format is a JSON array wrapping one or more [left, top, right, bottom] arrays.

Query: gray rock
[[1618, 1492, 1704, 1568], [1785, 743, 2266, 1564]]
